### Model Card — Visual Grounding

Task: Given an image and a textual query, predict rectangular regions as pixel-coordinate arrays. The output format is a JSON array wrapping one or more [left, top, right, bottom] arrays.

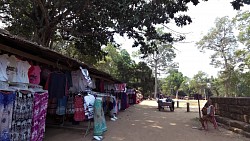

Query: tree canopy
[[0, 0, 204, 61]]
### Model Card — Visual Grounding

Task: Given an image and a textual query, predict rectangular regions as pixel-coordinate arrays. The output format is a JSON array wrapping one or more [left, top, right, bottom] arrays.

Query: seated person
[[199, 100, 218, 130]]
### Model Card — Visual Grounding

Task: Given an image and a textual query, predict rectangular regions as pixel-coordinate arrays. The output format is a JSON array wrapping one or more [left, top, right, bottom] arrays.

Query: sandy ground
[[44, 100, 249, 141]]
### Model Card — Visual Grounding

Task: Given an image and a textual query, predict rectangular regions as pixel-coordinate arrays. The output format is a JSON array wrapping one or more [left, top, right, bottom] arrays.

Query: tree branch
[[35, 0, 49, 26]]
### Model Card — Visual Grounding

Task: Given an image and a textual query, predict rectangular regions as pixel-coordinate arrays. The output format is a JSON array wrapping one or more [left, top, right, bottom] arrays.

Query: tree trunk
[[175, 89, 179, 99], [34, 26, 54, 48], [154, 58, 158, 99]]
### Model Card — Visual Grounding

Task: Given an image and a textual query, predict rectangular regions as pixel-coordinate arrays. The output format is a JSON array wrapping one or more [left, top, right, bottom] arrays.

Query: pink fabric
[[74, 96, 85, 121], [28, 65, 41, 84], [31, 92, 48, 141]]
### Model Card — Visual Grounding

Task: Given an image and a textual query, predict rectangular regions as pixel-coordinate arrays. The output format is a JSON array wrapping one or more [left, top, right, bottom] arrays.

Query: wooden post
[[177, 101, 179, 108], [198, 97, 201, 118], [187, 102, 190, 112]]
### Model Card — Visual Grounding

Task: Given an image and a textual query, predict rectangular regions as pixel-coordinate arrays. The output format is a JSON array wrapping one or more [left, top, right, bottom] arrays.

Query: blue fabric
[[56, 96, 67, 115], [0, 92, 15, 141]]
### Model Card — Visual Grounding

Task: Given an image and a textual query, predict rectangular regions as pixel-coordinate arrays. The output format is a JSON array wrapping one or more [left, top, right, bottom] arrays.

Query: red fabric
[[44, 74, 50, 90], [100, 80, 104, 92], [74, 96, 85, 121]]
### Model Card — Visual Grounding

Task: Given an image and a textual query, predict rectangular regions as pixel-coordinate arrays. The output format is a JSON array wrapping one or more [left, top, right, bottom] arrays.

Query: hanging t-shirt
[[28, 65, 41, 84], [80, 67, 92, 88], [71, 70, 87, 92], [0, 54, 9, 81], [6, 55, 18, 82], [16, 60, 31, 83]]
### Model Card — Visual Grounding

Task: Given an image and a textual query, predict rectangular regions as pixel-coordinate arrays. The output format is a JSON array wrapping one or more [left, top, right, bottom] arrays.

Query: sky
[[115, 0, 250, 78]]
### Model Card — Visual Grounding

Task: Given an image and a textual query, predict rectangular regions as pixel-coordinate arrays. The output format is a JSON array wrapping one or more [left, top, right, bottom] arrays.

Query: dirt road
[[45, 100, 249, 141]]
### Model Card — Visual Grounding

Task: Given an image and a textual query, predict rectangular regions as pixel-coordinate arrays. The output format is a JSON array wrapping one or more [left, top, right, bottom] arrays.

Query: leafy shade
[[0, 0, 204, 60], [231, 0, 250, 10]]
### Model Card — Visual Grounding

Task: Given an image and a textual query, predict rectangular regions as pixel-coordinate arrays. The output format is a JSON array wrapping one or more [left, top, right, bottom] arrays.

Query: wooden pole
[[198, 96, 201, 119]]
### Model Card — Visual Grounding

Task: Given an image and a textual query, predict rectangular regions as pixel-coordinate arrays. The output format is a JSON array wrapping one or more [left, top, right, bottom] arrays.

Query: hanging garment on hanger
[[0, 54, 9, 81], [6, 55, 18, 82], [66, 95, 74, 115], [16, 60, 31, 83], [56, 96, 67, 116], [74, 95, 85, 121], [28, 65, 41, 85], [84, 94, 95, 119], [46, 72, 67, 99]]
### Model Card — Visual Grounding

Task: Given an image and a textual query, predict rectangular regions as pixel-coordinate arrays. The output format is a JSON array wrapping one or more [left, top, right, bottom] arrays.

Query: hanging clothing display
[[56, 96, 67, 116], [74, 95, 85, 121], [71, 70, 87, 92], [0, 91, 15, 141], [28, 65, 41, 85], [6, 55, 18, 82], [16, 60, 31, 83], [47, 98, 57, 115], [11, 91, 33, 141], [93, 97, 107, 136], [66, 95, 74, 115], [84, 94, 95, 119], [31, 92, 48, 141], [0, 54, 9, 81], [46, 72, 67, 99], [80, 67, 92, 88]]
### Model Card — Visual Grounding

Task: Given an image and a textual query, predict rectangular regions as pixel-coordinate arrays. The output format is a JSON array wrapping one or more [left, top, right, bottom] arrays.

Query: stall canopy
[[0, 29, 121, 83]]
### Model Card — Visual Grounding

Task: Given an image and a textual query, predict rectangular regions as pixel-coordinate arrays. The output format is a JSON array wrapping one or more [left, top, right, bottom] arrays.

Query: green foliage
[[95, 44, 154, 96], [0, 0, 202, 61], [163, 70, 185, 96], [189, 71, 209, 94], [235, 11, 250, 49], [196, 16, 238, 97]]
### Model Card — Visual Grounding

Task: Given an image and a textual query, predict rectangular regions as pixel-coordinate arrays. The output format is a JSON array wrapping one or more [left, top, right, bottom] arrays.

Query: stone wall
[[210, 97, 250, 124]]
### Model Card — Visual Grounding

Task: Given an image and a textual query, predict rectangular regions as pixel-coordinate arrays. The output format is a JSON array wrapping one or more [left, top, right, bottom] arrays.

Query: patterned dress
[[11, 91, 33, 141], [0, 91, 15, 141], [74, 96, 85, 121], [93, 97, 107, 136], [31, 92, 48, 141]]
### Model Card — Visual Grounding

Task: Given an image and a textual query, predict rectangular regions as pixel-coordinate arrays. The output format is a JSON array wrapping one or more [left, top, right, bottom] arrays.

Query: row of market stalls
[[0, 29, 139, 140]]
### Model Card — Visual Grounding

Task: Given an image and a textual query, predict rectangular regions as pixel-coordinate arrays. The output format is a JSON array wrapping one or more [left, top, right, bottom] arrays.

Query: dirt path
[[44, 100, 249, 141]]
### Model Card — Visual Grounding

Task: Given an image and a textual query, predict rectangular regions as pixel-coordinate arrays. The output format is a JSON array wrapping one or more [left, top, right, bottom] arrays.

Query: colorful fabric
[[84, 95, 95, 119], [0, 91, 15, 141], [31, 92, 48, 141], [28, 65, 41, 85], [11, 91, 33, 141], [74, 96, 85, 121], [93, 98, 107, 136]]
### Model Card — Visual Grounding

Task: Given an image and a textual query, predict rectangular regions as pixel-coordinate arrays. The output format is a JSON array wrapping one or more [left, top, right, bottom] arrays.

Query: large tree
[[196, 16, 238, 97], [164, 70, 185, 99], [0, 0, 203, 61]]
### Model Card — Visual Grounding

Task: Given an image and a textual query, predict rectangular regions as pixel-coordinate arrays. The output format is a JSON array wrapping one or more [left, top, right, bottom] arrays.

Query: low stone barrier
[[211, 97, 250, 137], [211, 97, 250, 123]]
